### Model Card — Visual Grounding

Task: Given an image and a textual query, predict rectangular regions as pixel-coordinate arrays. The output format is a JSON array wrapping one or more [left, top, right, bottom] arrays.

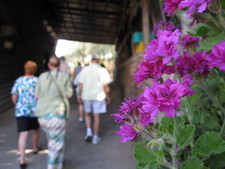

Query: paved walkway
[[0, 86, 136, 169]]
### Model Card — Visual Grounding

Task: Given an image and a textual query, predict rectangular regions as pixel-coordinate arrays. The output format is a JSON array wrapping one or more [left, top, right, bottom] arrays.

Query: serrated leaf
[[220, 0, 225, 10], [204, 152, 225, 169], [159, 117, 185, 135], [196, 25, 210, 36], [198, 32, 225, 52], [177, 125, 195, 148], [204, 114, 220, 130], [193, 132, 225, 157], [134, 144, 157, 167], [186, 93, 201, 108], [193, 110, 208, 124], [159, 117, 174, 134], [181, 158, 204, 169]]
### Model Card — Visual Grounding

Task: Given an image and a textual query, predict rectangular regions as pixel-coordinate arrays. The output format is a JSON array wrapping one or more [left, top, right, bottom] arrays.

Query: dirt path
[[0, 86, 136, 169]]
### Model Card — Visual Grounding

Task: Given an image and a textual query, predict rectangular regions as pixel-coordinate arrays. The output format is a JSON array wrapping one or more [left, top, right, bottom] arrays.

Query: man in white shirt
[[77, 55, 111, 144]]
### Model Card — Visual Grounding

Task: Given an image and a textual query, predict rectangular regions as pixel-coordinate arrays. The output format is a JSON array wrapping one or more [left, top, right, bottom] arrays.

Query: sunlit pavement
[[0, 85, 136, 169]]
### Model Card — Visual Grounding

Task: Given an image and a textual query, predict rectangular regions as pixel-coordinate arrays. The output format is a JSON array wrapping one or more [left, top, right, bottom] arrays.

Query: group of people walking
[[11, 55, 111, 169]]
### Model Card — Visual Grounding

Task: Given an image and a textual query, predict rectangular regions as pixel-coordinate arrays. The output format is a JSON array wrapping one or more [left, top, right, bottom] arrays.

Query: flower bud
[[208, 0, 221, 14], [147, 138, 165, 150]]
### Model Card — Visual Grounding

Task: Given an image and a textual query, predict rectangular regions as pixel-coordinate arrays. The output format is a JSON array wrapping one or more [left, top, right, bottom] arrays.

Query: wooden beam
[[142, 0, 150, 46]]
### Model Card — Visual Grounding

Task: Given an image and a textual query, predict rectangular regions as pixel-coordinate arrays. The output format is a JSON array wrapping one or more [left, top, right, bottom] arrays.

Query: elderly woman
[[11, 61, 40, 169], [35, 56, 73, 169]]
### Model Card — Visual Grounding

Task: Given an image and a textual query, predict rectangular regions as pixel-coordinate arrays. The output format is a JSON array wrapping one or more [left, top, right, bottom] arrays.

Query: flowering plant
[[113, 0, 225, 168]]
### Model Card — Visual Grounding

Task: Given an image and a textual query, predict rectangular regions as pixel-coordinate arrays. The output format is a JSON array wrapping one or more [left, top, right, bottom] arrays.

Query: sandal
[[33, 146, 41, 154], [20, 163, 27, 169]]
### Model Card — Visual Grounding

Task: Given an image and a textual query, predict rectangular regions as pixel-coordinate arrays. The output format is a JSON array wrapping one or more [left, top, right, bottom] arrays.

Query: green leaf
[[205, 152, 225, 169], [177, 125, 195, 148], [181, 158, 204, 169], [134, 144, 157, 167], [196, 25, 210, 36], [220, 0, 225, 10], [193, 110, 208, 124], [186, 93, 201, 108], [159, 117, 185, 135], [193, 132, 225, 157], [204, 113, 220, 130], [159, 117, 174, 135], [198, 32, 225, 52]]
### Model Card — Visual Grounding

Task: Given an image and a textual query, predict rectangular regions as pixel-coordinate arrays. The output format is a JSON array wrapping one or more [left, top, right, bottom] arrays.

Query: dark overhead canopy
[[43, 0, 128, 44]]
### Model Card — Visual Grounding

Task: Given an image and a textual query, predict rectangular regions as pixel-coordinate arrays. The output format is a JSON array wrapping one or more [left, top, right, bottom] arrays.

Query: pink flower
[[181, 34, 200, 49], [142, 79, 193, 118], [176, 51, 209, 77], [153, 21, 176, 34], [191, 51, 209, 76], [163, 0, 183, 16], [164, 65, 175, 75], [179, 0, 212, 16], [156, 30, 181, 64], [115, 123, 139, 143], [112, 98, 142, 124], [176, 53, 193, 77], [182, 74, 193, 87], [182, 74, 195, 97], [144, 39, 160, 63], [207, 41, 225, 71], [133, 60, 163, 87], [140, 108, 159, 126], [144, 29, 181, 65]]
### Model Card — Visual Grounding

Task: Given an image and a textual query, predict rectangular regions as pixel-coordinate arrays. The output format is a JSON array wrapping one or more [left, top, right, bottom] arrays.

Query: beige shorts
[[83, 100, 107, 114]]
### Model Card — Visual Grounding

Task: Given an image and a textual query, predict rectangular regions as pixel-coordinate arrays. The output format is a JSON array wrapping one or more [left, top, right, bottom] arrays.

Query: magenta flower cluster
[[163, 0, 212, 17], [176, 51, 210, 77], [113, 0, 225, 143], [153, 21, 177, 34], [142, 79, 194, 119], [206, 41, 225, 71], [116, 36, 225, 143], [181, 34, 200, 50], [112, 98, 142, 142]]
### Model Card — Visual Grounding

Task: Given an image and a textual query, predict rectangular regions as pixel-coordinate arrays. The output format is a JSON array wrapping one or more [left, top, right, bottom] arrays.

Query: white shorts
[[83, 100, 107, 114]]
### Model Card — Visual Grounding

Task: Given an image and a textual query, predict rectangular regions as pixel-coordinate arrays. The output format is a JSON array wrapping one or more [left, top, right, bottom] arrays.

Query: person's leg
[[93, 113, 100, 136], [85, 112, 92, 129], [92, 100, 106, 144], [39, 116, 66, 169], [18, 131, 29, 164], [32, 128, 40, 152], [78, 103, 84, 122], [83, 100, 93, 140]]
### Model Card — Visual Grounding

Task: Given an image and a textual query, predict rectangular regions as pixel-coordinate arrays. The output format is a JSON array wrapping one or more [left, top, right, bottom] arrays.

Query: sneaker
[[84, 134, 92, 142], [92, 136, 101, 144], [78, 118, 84, 122]]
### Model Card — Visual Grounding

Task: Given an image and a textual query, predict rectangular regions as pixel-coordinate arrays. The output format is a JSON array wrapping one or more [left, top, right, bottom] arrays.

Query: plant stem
[[182, 97, 193, 125], [199, 80, 225, 135], [220, 119, 225, 135], [172, 116, 178, 169], [142, 129, 155, 139], [172, 59, 182, 83], [218, 10, 225, 29], [143, 143, 173, 169]]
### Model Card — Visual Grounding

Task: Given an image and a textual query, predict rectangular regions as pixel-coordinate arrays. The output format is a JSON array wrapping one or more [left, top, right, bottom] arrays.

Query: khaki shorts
[[83, 100, 107, 114]]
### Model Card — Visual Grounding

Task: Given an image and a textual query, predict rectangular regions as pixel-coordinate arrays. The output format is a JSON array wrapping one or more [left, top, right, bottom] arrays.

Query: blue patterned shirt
[[11, 76, 38, 117]]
